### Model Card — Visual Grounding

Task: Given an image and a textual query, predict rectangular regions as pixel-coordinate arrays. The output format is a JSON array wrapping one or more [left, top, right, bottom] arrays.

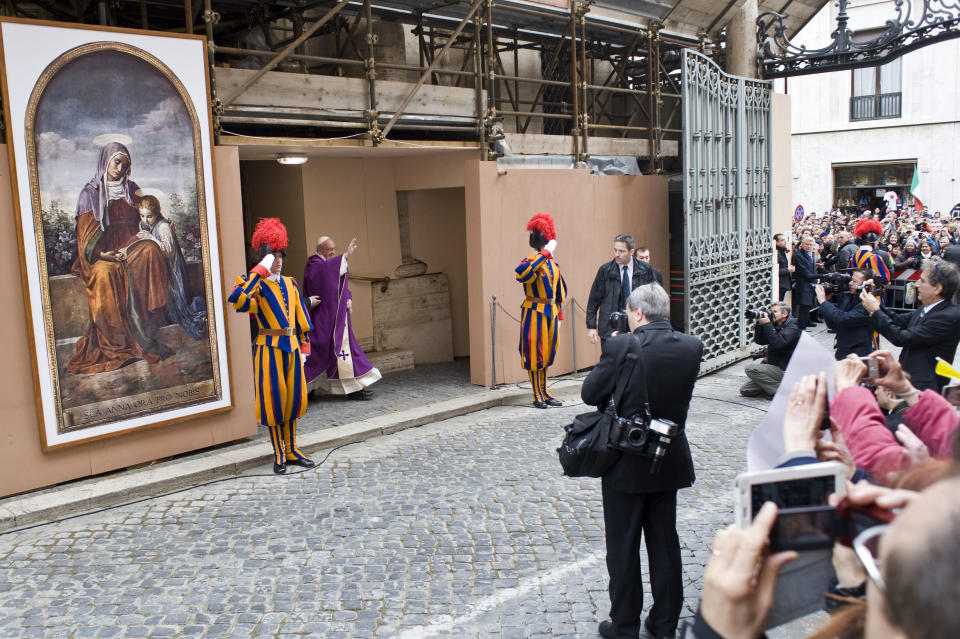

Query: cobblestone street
[[0, 365, 779, 639]]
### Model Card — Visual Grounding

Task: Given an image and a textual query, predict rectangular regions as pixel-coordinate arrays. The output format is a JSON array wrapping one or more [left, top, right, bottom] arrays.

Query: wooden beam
[[380, 0, 484, 138], [221, 0, 351, 107]]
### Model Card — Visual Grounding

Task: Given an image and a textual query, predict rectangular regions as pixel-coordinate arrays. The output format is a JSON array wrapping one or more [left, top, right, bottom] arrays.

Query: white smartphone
[[733, 461, 847, 529]]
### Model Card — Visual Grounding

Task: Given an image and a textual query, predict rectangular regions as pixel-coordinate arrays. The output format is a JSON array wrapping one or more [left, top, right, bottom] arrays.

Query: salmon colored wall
[[296, 151, 479, 342], [407, 188, 469, 357], [239, 160, 307, 282], [0, 146, 257, 498], [298, 158, 400, 340], [465, 161, 669, 386], [771, 93, 793, 301]]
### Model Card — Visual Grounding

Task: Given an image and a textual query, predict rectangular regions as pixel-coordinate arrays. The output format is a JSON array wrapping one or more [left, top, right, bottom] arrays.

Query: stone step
[[368, 348, 415, 374]]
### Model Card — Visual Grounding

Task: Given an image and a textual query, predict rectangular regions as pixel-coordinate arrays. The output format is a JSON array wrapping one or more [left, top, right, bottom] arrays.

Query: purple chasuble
[[303, 254, 377, 389]]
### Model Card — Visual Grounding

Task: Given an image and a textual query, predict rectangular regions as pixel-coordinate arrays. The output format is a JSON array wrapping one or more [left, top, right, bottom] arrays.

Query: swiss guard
[[850, 218, 891, 284], [515, 212, 567, 408], [850, 217, 889, 349], [228, 218, 314, 474]]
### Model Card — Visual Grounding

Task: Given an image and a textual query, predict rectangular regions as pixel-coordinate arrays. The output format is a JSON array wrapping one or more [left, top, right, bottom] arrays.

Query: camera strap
[[606, 334, 646, 418]]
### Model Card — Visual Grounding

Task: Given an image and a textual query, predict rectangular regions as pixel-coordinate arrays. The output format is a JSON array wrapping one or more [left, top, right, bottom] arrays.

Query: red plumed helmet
[[854, 219, 883, 238], [526, 212, 556, 241], [251, 217, 288, 251]]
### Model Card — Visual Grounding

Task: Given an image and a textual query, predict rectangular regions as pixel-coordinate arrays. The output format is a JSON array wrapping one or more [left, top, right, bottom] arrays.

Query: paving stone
[[0, 350, 846, 637]]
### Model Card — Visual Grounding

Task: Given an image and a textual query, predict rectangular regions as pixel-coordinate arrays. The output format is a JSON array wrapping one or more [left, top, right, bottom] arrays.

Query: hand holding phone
[[866, 350, 916, 398], [835, 355, 867, 391], [701, 503, 798, 639]]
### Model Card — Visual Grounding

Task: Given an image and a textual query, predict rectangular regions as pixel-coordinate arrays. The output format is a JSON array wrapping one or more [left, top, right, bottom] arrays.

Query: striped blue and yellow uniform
[[515, 250, 567, 403], [848, 247, 888, 349], [228, 269, 313, 465], [848, 247, 890, 285]]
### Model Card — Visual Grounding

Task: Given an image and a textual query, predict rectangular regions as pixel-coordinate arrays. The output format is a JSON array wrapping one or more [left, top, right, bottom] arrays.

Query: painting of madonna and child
[[0, 21, 231, 447]]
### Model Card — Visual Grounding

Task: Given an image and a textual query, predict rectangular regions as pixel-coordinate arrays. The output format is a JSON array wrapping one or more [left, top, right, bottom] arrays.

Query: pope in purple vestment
[[303, 236, 381, 395]]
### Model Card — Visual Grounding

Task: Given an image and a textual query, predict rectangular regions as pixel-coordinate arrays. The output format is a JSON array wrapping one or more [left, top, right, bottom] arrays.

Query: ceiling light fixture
[[276, 153, 308, 165]]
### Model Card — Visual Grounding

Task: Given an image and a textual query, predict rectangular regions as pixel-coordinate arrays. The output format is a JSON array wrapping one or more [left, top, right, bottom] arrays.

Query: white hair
[[627, 283, 670, 321], [316, 236, 331, 249]]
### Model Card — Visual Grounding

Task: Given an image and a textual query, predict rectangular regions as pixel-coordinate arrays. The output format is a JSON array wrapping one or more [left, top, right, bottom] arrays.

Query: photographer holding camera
[[739, 302, 801, 399], [815, 269, 874, 360], [582, 283, 703, 639], [860, 260, 960, 391]]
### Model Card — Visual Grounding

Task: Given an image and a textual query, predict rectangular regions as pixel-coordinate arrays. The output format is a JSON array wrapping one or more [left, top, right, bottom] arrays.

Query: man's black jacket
[[777, 246, 790, 293], [870, 299, 960, 390], [754, 317, 801, 369], [944, 245, 960, 302], [819, 293, 872, 359], [586, 258, 661, 338], [791, 250, 817, 307], [836, 240, 858, 272], [581, 320, 703, 493]]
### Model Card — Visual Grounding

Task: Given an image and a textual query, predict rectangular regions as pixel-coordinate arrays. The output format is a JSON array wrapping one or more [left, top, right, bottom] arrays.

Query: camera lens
[[626, 427, 647, 446]]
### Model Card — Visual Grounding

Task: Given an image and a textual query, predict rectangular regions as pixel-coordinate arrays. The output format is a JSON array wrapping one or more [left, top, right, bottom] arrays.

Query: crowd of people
[[784, 206, 960, 315], [703, 204, 960, 638], [691, 352, 960, 639]]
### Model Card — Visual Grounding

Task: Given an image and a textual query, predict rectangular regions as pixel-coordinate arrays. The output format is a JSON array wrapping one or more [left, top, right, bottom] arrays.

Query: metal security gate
[[682, 51, 773, 373]]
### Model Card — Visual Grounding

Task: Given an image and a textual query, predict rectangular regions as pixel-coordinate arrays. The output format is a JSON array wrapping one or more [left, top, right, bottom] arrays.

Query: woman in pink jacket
[[830, 351, 958, 480]]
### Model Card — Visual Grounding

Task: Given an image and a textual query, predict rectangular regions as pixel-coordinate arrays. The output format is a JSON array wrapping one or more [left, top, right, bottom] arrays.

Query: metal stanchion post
[[570, 296, 578, 375], [491, 295, 497, 388]]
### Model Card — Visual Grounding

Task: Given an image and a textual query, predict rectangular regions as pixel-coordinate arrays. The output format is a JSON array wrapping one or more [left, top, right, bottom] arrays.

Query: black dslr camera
[[744, 308, 773, 322], [610, 408, 681, 475], [813, 272, 875, 296], [609, 311, 630, 335]]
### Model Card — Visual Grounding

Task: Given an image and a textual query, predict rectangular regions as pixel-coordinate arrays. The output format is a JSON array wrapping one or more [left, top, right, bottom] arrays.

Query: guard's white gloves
[[258, 253, 275, 271], [544, 239, 557, 254]]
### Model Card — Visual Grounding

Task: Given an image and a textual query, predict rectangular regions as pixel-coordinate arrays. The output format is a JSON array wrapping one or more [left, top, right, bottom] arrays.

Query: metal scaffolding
[[5, 0, 708, 169]]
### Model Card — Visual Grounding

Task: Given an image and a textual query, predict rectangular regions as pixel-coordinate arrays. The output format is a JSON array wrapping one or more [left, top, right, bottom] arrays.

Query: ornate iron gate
[[682, 51, 773, 373]]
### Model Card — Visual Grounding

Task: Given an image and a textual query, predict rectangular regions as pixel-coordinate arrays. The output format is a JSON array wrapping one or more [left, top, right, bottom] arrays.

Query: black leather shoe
[[545, 398, 563, 407], [598, 620, 635, 639], [348, 388, 374, 400], [644, 617, 676, 639], [273, 462, 287, 474], [533, 401, 549, 409], [287, 458, 315, 469]]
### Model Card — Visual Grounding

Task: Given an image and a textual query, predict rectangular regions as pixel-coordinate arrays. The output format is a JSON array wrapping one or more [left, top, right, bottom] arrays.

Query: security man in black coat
[[791, 236, 818, 329], [587, 234, 660, 345], [582, 283, 703, 639], [815, 269, 873, 360], [775, 233, 793, 301], [861, 260, 960, 391]]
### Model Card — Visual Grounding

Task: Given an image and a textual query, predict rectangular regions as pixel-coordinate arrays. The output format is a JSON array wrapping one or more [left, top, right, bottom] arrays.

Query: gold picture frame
[[0, 18, 233, 449]]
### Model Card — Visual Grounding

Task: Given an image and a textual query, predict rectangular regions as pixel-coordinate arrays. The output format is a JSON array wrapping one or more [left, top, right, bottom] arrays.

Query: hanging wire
[[381, 138, 471, 148], [495, 300, 523, 324], [219, 128, 368, 142]]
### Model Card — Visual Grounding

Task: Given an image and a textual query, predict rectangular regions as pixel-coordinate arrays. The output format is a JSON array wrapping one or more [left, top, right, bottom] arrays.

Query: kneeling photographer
[[739, 302, 800, 399], [581, 283, 703, 639], [815, 269, 875, 360]]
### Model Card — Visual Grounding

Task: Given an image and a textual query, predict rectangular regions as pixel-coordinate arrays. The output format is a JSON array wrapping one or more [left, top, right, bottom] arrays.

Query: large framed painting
[[0, 19, 232, 450]]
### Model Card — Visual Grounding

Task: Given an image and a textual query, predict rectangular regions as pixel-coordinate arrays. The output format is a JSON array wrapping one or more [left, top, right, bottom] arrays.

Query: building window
[[850, 57, 902, 121], [833, 162, 914, 213]]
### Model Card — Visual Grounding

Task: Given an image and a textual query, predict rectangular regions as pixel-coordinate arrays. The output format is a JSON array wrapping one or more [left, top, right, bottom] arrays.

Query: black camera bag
[[557, 335, 641, 477]]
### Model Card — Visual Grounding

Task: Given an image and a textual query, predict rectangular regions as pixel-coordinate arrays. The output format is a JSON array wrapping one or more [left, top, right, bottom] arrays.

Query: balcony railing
[[850, 92, 901, 121]]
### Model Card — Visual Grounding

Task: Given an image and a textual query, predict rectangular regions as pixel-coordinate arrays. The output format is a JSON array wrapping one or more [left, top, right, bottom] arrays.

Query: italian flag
[[911, 164, 923, 211]]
